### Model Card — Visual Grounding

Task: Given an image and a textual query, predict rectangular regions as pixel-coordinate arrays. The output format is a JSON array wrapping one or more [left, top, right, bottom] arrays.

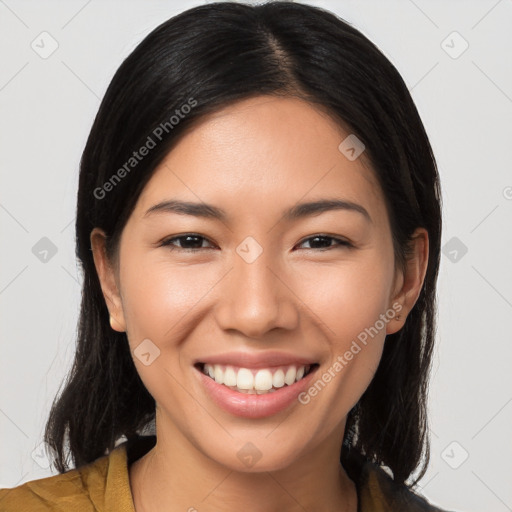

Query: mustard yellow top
[[0, 435, 448, 512]]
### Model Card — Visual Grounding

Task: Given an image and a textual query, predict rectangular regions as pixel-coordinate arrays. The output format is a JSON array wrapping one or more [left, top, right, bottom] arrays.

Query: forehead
[[134, 95, 386, 226]]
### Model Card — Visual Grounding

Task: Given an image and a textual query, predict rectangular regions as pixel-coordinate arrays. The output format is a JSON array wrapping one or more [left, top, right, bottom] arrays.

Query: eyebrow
[[144, 198, 372, 224]]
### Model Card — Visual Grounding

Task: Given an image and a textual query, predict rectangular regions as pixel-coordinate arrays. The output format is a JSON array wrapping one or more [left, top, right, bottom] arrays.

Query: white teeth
[[284, 367, 297, 386], [254, 369, 273, 391], [214, 365, 224, 385], [272, 369, 285, 388], [202, 363, 311, 393], [223, 366, 237, 387], [236, 368, 254, 390]]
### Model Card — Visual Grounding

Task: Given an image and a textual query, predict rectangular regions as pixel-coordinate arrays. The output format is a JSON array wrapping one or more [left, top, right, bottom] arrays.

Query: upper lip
[[195, 350, 318, 369]]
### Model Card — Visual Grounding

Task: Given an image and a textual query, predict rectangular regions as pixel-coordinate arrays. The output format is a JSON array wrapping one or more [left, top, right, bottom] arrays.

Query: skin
[[91, 95, 428, 512]]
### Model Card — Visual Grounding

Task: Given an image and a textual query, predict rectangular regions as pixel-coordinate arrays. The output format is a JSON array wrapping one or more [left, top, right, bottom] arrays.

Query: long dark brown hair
[[43, 1, 442, 487]]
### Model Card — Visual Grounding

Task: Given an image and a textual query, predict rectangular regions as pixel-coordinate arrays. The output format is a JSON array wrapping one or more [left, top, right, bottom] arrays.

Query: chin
[[198, 436, 308, 474]]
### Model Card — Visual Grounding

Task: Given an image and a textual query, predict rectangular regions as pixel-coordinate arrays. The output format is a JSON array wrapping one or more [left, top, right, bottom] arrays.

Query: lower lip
[[195, 365, 318, 419]]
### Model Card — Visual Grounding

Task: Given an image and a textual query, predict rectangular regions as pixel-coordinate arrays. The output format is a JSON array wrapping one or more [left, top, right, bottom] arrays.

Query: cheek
[[292, 257, 393, 415], [292, 255, 394, 343], [117, 255, 215, 414], [119, 253, 220, 344]]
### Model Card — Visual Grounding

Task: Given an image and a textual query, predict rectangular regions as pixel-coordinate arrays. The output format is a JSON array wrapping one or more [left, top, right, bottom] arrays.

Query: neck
[[129, 413, 357, 512]]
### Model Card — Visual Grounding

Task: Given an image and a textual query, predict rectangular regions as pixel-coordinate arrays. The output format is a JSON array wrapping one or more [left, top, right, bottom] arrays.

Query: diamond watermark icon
[[237, 442, 262, 468], [133, 338, 161, 366], [441, 441, 469, 469], [441, 31, 469, 60], [32, 237, 58, 263], [31, 31, 59, 59], [236, 236, 263, 264], [31, 441, 53, 469], [338, 134, 365, 161], [442, 236, 468, 263]]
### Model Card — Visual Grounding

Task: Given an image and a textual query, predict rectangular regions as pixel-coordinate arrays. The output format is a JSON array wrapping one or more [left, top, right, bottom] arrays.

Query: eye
[[160, 234, 216, 252], [159, 233, 352, 253], [295, 235, 352, 251]]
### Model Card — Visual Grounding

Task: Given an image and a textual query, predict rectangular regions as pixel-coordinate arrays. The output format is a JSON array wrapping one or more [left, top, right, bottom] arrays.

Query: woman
[[0, 1, 450, 510]]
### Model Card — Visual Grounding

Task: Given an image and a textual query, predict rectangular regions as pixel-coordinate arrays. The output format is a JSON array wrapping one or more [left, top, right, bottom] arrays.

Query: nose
[[215, 248, 299, 339]]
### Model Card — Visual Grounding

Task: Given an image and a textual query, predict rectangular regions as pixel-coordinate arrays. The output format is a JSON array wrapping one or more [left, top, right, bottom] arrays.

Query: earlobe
[[109, 315, 125, 332], [386, 308, 405, 335], [386, 227, 429, 335], [90, 227, 126, 332]]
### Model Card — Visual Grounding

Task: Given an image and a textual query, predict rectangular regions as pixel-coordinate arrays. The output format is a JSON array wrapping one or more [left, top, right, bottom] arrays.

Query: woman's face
[[93, 95, 426, 472]]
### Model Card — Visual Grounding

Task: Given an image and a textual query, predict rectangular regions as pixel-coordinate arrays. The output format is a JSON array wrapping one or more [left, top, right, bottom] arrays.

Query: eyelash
[[159, 233, 353, 252]]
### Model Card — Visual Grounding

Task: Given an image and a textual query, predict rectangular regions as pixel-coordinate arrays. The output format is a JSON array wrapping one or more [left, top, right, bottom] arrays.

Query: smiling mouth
[[195, 362, 319, 394]]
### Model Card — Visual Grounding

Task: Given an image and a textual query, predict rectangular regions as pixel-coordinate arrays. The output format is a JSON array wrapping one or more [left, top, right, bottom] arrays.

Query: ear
[[386, 227, 429, 335], [90, 227, 126, 332]]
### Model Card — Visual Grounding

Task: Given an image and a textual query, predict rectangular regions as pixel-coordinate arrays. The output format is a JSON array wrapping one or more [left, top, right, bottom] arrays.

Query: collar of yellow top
[[0, 434, 447, 511]]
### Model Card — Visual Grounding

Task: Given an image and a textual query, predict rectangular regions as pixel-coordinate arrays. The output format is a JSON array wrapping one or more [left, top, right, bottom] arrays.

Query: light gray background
[[1, 1, 511, 511]]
